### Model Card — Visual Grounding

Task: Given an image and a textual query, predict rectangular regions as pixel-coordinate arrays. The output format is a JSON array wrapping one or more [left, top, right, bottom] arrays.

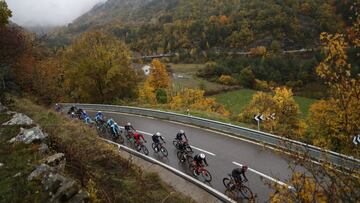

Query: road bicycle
[[173, 139, 192, 152], [189, 161, 212, 182], [152, 142, 168, 157], [223, 174, 254, 200], [134, 139, 149, 155], [177, 150, 193, 165]]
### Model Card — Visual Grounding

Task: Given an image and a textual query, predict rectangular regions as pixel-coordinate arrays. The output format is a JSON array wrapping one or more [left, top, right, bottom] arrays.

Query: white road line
[[190, 145, 216, 156], [232, 161, 295, 190], [118, 124, 216, 156]]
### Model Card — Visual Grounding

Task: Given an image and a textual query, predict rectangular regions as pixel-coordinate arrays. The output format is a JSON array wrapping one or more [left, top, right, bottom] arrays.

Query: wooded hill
[[46, 0, 354, 54]]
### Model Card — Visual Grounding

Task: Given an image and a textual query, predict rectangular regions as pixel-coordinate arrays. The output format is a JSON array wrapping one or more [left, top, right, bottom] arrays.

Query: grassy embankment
[[9, 98, 193, 203], [0, 113, 50, 202]]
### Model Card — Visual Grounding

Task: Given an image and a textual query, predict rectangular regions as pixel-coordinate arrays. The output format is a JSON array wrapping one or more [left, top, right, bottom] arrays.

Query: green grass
[[170, 63, 228, 92], [0, 116, 49, 203], [213, 89, 317, 118]]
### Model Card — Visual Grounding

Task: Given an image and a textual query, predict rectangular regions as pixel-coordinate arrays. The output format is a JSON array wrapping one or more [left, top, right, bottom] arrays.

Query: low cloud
[[6, 0, 106, 26]]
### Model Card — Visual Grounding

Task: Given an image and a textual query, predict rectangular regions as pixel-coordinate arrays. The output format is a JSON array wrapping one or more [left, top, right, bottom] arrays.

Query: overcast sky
[[6, 0, 106, 27]]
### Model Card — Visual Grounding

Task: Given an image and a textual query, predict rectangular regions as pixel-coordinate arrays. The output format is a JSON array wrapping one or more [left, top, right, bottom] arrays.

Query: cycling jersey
[[194, 154, 208, 166], [134, 132, 145, 145], [111, 123, 120, 135], [152, 134, 164, 144], [124, 125, 135, 132], [84, 116, 92, 124], [107, 119, 114, 127], [176, 132, 188, 141], [95, 114, 104, 122], [232, 168, 248, 183]]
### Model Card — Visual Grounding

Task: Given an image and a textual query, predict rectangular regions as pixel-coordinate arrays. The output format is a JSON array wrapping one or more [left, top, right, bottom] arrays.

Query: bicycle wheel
[[160, 146, 168, 157], [117, 134, 124, 144], [224, 188, 237, 200], [223, 178, 232, 189], [151, 143, 157, 152], [202, 169, 212, 182], [141, 145, 149, 155], [240, 185, 253, 200]]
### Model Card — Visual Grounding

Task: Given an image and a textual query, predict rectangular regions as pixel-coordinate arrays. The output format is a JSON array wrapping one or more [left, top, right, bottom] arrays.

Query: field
[[213, 89, 317, 118], [169, 63, 228, 92]]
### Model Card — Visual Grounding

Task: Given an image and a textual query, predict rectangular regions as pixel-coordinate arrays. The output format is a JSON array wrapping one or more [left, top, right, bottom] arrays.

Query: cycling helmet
[[127, 122, 131, 126], [179, 130, 185, 134], [199, 153, 205, 159], [156, 132, 161, 136], [242, 165, 248, 171]]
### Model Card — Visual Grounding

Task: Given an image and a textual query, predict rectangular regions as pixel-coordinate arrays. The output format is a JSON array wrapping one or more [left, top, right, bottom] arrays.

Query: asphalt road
[[88, 110, 301, 202]]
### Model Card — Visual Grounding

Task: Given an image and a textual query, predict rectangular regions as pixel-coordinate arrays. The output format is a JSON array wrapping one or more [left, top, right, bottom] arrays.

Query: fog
[[6, 0, 106, 27]]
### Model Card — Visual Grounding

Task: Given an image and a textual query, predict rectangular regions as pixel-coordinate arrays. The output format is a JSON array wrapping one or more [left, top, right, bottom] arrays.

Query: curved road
[[88, 110, 302, 202]]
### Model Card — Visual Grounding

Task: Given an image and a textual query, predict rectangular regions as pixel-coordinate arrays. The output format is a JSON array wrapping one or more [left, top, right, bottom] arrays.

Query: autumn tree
[[308, 14, 360, 155], [0, 0, 11, 27], [239, 87, 306, 138], [170, 88, 229, 116], [63, 31, 138, 103], [139, 59, 170, 104]]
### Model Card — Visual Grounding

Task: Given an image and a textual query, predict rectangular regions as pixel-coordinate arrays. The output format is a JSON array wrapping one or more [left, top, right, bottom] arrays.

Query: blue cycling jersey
[[111, 123, 120, 134], [107, 119, 114, 126]]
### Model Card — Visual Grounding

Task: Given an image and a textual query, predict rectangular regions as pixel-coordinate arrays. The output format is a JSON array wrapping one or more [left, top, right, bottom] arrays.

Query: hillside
[[46, 0, 353, 53]]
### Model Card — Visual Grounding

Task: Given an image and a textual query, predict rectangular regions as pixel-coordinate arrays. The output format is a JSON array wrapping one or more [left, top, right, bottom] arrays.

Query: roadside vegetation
[[0, 113, 49, 202], [10, 98, 193, 203]]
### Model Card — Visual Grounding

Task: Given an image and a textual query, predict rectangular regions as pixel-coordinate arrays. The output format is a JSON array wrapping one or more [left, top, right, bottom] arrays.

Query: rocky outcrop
[[2, 112, 33, 125], [28, 154, 90, 203], [9, 126, 47, 144]]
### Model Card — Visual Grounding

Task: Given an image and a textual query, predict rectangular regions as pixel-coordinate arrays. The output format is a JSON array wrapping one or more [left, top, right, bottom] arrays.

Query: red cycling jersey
[[133, 132, 145, 145]]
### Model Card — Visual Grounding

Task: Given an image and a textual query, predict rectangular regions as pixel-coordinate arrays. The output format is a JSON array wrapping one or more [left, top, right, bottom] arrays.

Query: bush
[[156, 88, 168, 104], [218, 75, 236, 85], [238, 67, 256, 88]]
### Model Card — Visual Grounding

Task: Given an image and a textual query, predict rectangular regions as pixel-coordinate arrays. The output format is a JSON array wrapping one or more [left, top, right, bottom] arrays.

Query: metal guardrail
[[61, 103, 360, 170], [99, 138, 235, 203]]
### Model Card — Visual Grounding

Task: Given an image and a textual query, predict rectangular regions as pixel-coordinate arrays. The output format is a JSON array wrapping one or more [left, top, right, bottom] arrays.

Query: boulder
[[2, 112, 33, 125], [39, 143, 50, 154], [42, 173, 67, 194], [51, 180, 79, 202], [44, 153, 66, 171], [28, 164, 54, 181], [9, 126, 47, 144], [67, 190, 90, 203]]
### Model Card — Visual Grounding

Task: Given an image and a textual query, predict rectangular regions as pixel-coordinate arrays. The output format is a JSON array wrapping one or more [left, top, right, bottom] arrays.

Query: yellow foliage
[[309, 17, 360, 155], [239, 87, 306, 138], [138, 79, 157, 105], [218, 75, 236, 85], [170, 88, 229, 116], [250, 46, 267, 56], [270, 172, 327, 203]]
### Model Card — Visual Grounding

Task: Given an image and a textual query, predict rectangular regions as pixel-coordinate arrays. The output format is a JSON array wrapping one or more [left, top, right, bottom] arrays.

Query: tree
[[239, 87, 306, 138], [308, 19, 360, 155], [0, 0, 12, 27], [63, 31, 138, 103], [238, 67, 255, 88]]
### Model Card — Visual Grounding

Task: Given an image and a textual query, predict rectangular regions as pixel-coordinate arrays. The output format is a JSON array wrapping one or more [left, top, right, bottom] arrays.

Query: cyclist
[[134, 132, 146, 146], [152, 132, 165, 152], [84, 116, 93, 125], [110, 122, 120, 138], [106, 118, 115, 128], [55, 103, 61, 112], [176, 130, 188, 142], [178, 142, 189, 162], [68, 105, 77, 115], [193, 153, 208, 175], [95, 111, 105, 123], [232, 166, 248, 184], [124, 122, 136, 137]]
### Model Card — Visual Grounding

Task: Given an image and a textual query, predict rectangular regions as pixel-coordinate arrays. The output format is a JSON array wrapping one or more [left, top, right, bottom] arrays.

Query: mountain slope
[[47, 0, 351, 53]]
